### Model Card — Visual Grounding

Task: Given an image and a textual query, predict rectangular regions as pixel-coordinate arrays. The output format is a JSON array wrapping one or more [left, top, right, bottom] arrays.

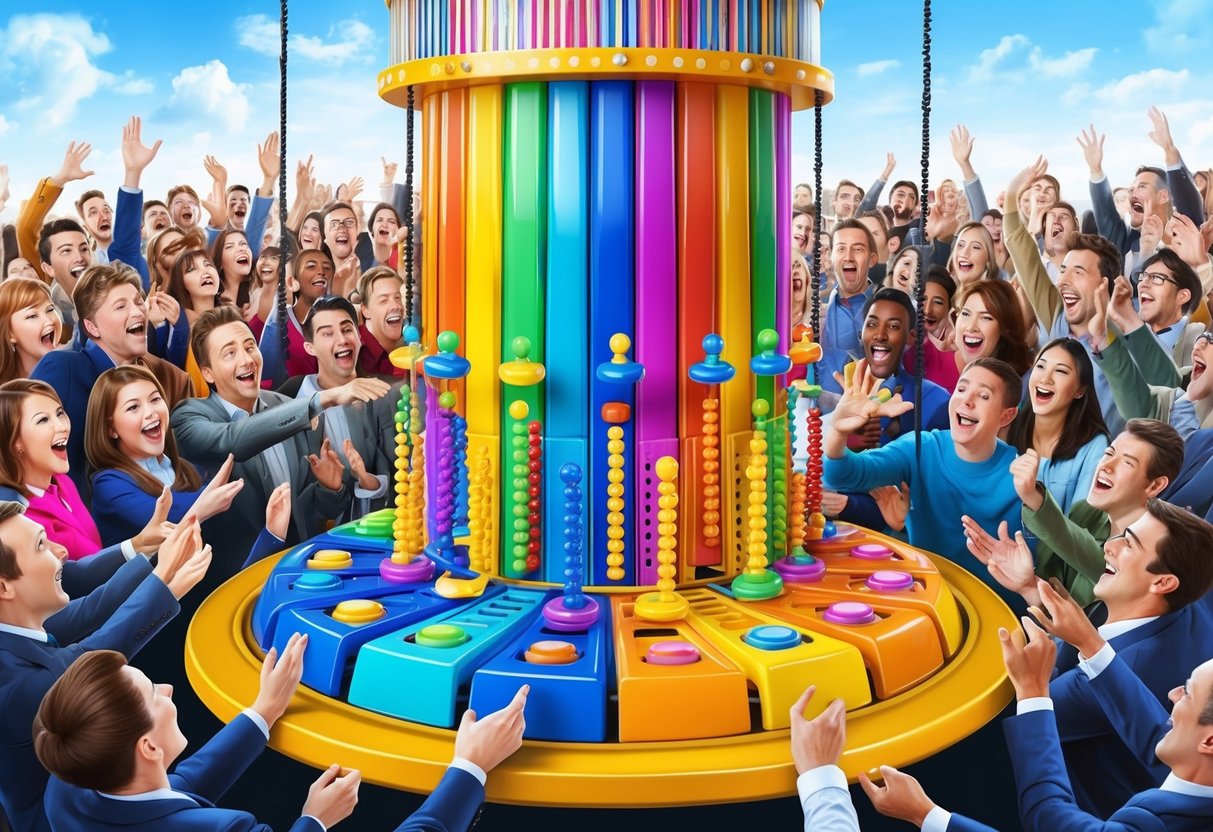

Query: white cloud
[[1088, 68, 1190, 103], [159, 60, 251, 133], [965, 34, 1095, 83], [857, 59, 900, 77], [236, 13, 281, 56], [236, 14, 375, 65], [0, 115, 11, 136], [113, 70, 153, 96], [1144, 0, 1213, 53]]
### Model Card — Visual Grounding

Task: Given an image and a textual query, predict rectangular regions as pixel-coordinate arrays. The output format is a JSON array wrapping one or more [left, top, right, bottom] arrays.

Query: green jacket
[[1023, 485, 1110, 607]]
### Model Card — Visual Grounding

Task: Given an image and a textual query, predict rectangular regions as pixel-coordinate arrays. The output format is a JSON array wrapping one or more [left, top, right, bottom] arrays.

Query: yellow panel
[[716, 84, 751, 581], [683, 588, 871, 729], [423, 91, 441, 343], [465, 83, 504, 573]]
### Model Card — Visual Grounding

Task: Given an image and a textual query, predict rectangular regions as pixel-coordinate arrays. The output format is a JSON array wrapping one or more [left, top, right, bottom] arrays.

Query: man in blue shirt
[[818, 219, 878, 397]]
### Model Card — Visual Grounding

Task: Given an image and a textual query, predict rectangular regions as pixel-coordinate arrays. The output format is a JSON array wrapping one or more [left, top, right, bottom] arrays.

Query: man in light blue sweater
[[823, 356, 1024, 605]]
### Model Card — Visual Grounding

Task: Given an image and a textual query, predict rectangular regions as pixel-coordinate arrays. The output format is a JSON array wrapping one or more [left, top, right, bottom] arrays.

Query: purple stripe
[[634, 80, 678, 586]]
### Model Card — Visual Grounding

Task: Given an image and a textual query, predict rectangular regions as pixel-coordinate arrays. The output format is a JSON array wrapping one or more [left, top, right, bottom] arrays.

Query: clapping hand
[[1009, 449, 1044, 510], [251, 631, 307, 726], [962, 517, 1039, 604], [998, 615, 1057, 701], [830, 359, 914, 436], [306, 438, 346, 491], [1029, 578, 1105, 660]]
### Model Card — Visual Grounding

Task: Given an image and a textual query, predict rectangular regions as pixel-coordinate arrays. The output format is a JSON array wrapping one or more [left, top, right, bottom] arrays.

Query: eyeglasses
[[1140, 271, 1178, 287], [328, 218, 357, 231]]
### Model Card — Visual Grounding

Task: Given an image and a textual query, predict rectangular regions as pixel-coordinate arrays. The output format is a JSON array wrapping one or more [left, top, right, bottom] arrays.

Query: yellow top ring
[[378, 48, 834, 111]]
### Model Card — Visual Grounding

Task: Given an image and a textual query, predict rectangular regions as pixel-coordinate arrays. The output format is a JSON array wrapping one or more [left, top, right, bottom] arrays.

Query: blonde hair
[[947, 222, 1000, 284]]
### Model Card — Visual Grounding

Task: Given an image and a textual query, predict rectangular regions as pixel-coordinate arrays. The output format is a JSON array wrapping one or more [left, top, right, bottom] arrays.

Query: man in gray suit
[[171, 305, 391, 583], [277, 296, 397, 523]]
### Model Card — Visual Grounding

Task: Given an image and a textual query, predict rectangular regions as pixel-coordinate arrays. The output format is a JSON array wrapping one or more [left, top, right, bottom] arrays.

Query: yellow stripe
[[465, 84, 504, 575], [714, 83, 750, 578], [423, 92, 441, 347]]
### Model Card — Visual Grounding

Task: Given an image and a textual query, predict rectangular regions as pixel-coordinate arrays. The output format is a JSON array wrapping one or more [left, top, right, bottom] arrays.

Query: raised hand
[[859, 766, 937, 827], [252, 631, 308, 726], [881, 152, 896, 181], [131, 487, 174, 553], [343, 439, 381, 491], [1029, 577, 1105, 659], [950, 125, 976, 180], [998, 615, 1057, 701], [121, 116, 162, 180], [342, 176, 365, 204], [1107, 275, 1142, 335], [302, 764, 360, 829], [454, 684, 529, 773], [1008, 156, 1048, 203], [258, 132, 281, 192], [186, 454, 245, 523], [1076, 126, 1105, 178], [1146, 106, 1180, 166], [871, 482, 910, 532], [924, 201, 958, 242], [51, 141, 95, 187], [166, 543, 213, 599], [307, 438, 346, 491], [203, 154, 228, 187], [381, 156, 398, 185], [295, 154, 315, 200], [1140, 199, 1164, 254], [830, 359, 915, 437], [265, 482, 292, 541], [1009, 449, 1043, 509], [1088, 285, 1112, 353], [820, 490, 849, 518], [151, 514, 198, 587], [789, 685, 846, 774], [1166, 213, 1208, 268], [1201, 217, 1213, 254], [0, 164, 9, 210]]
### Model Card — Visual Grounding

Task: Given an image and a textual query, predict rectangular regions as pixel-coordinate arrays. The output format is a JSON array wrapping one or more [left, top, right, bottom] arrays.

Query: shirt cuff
[[354, 474, 390, 500], [1090, 174, 1108, 185], [240, 708, 271, 739], [1078, 642, 1116, 679], [119, 185, 142, 195], [120, 539, 138, 561], [308, 392, 324, 418], [449, 756, 487, 786], [922, 805, 952, 832], [796, 764, 848, 809], [1016, 697, 1054, 715], [302, 814, 327, 831]]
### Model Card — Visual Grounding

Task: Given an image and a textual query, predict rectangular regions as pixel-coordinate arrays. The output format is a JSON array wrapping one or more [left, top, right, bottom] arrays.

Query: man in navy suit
[[858, 603, 1213, 831], [0, 503, 211, 832], [36, 636, 532, 831]]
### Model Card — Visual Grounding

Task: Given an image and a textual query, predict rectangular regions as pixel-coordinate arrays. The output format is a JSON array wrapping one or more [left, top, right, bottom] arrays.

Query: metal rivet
[[740, 57, 754, 72], [612, 52, 628, 67], [645, 54, 657, 67], [763, 61, 775, 75]]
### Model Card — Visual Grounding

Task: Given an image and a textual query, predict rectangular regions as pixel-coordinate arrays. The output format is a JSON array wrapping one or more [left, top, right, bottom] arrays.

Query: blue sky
[[1, 1, 1211, 219]]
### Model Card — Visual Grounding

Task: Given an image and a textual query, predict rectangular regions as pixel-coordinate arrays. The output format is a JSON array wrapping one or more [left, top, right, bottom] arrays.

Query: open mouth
[[153, 217, 169, 231], [1130, 198, 1144, 214], [311, 277, 328, 290], [70, 264, 88, 280], [141, 419, 163, 441], [955, 414, 978, 428], [51, 438, 68, 460], [181, 209, 195, 223], [1060, 291, 1080, 312], [956, 259, 974, 274], [236, 254, 251, 268], [1103, 558, 1118, 576], [1033, 386, 1055, 406], [1092, 473, 1113, 493], [40, 325, 56, 349], [1050, 222, 1064, 237], [336, 232, 349, 246], [200, 275, 216, 289], [868, 343, 892, 369], [1193, 355, 1207, 381], [385, 313, 403, 327], [235, 366, 257, 385], [334, 347, 354, 364], [98, 220, 112, 234], [55, 566, 63, 584], [234, 207, 248, 218], [961, 335, 984, 353], [126, 322, 146, 338]]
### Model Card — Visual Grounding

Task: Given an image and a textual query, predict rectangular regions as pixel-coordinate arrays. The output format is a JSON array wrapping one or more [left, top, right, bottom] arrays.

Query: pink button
[[851, 544, 893, 560], [646, 640, 701, 665]]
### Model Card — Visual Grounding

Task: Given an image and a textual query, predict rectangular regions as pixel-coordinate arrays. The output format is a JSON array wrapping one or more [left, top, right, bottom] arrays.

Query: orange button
[[601, 402, 631, 423], [524, 640, 578, 665]]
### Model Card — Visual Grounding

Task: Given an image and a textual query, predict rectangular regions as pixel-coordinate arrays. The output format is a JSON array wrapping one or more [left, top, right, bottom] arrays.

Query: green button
[[415, 624, 469, 648]]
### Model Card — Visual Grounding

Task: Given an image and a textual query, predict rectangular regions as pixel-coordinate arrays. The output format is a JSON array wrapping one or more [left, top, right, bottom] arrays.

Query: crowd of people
[[791, 108, 1213, 830], [0, 103, 1212, 831]]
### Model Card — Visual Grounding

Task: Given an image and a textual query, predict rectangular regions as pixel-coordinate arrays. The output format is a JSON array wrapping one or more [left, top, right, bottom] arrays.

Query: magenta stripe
[[775, 92, 791, 355]]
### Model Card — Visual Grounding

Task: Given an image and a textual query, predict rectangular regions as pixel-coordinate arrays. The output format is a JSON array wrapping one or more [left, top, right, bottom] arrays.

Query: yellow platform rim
[[185, 552, 1013, 808], [378, 48, 834, 111]]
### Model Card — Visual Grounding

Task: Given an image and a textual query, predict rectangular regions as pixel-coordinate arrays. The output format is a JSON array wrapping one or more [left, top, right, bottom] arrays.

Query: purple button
[[646, 641, 701, 666], [865, 570, 915, 592], [823, 601, 877, 625], [851, 544, 893, 560], [774, 555, 826, 583]]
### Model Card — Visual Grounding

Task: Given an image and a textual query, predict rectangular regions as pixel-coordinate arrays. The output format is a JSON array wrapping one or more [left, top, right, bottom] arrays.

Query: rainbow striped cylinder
[[380, 0, 832, 586]]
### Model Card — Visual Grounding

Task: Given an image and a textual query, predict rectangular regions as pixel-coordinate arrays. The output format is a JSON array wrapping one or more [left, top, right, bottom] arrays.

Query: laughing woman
[[946, 222, 1001, 287], [0, 278, 64, 385], [951, 279, 1033, 378], [84, 365, 246, 547], [1007, 338, 1110, 514], [0, 380, 102, 559], [211, 228, 256, 313]]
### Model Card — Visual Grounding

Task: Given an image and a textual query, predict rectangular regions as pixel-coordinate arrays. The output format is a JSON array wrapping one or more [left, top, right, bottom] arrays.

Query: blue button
[[295, 572, 342, 591], [743, 625, 802, 651]]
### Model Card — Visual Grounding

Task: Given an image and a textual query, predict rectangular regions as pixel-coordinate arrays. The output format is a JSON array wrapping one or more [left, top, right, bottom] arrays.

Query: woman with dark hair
[[364, 201, 405, 272], [298, 210, 323, 250], [210, 228, 255, 312], [1007, 338, 1110, 513], [902, 265, 961, 390], [951, 279, 1033, 376]]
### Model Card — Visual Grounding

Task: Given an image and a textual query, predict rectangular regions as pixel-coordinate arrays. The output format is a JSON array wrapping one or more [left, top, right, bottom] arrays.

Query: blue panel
[[589, 80, 635, 585], [470, 600, 613, 742]]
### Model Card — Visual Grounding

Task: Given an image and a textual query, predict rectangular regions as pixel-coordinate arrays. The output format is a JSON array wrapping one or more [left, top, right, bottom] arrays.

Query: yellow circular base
[[378, 48, 834, 112], [633, 591, 690, 623], [185, 542, 1015, 808]]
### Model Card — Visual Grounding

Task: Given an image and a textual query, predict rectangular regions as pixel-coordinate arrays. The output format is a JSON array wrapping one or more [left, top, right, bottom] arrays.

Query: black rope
[[276, 0, 290, 367], [914, 0, 932, 461], [403, 85, 416, 329]]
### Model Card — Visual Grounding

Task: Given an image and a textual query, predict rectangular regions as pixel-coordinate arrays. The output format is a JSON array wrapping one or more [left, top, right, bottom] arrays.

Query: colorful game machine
[[186, 0, 1017, 809]]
